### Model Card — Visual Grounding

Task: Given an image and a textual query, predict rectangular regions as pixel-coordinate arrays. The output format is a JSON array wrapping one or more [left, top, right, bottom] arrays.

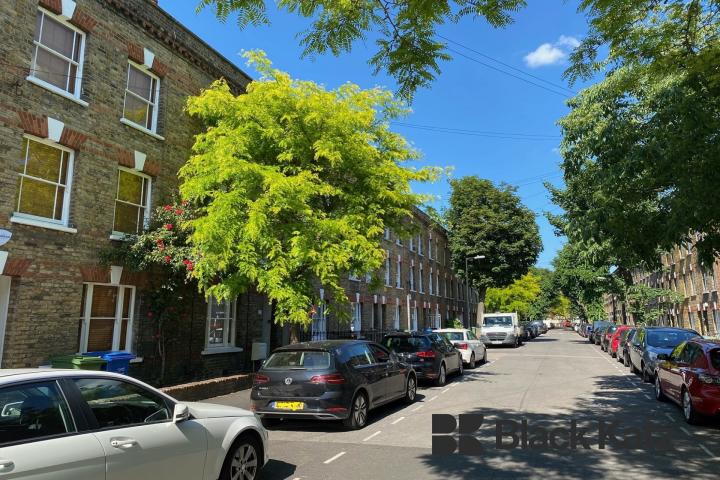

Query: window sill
[[201, 346, 243, 356], [120, 118, 165, 140], [109, 233, 133, 241], [130, 357, 144, 363], [26, 76, 89, 107], [11, 215, 77, 233]]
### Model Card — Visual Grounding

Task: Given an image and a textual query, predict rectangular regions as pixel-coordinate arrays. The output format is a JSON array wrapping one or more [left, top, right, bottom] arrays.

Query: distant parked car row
[[577, 321, 720, 424]]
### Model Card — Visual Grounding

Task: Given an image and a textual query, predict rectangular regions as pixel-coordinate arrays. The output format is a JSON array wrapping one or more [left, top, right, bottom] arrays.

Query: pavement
[[207, 329, 720, 479]]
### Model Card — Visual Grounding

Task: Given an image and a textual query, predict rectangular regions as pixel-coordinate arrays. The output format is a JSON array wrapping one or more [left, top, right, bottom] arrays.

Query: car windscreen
[[607, 326, 617, 333], [593, 321, 609, 329], [383, 336, 431, 352], [441, 332, 464, 341], [710, 349, 720, 370], [263, 350, 331, 370], [646, 330, 699, 348], [484, 316, 512, 326]]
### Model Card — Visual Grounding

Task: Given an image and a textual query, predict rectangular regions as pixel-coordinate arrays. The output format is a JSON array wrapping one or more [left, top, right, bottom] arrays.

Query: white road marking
[[428, 395, 438, 402], [665, 413, 677, 422], [449, 382, 459, 388], [391, 416, 405, 425], [699, 444, 716, 459], [363, 431, 382, 442], [411, 404, 424, 412], [441, 388, 450, 394], [680, 427, 692, 436], [323, 452, 346, 464]]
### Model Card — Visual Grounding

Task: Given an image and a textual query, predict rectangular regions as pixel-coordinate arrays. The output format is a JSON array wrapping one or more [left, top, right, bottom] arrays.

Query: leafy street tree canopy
[[446, 176, 542, 303], [180, 51, 440, 326], [196, 0, 527, 100], [485, 271, 541, 320], [551, 0, 720, 268], [549, 243, 608, 322]]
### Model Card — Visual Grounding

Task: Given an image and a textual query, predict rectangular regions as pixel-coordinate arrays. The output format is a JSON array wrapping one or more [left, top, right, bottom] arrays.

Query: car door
[[347, 343, 387, 406], [631, 328, 645, 370], [433, 334, 458, 372], [369, 343, 405, 400], [0, 380, 106, 480], [466, 330, 484, 361], [665, 343, 690, 401], [70, 377, 207, 480]]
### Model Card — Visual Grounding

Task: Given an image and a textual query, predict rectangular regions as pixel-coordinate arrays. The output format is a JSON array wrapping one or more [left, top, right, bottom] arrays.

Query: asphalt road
[[208, 329, 720, 479]]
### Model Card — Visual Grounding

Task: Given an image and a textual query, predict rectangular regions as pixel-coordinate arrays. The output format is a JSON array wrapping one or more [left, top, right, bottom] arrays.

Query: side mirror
[[173, 403, 190, 423], [657, 353, 669, 361]]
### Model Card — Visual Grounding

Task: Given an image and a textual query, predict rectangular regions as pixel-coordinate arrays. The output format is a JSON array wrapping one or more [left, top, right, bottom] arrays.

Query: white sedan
[[436, 328, 487, 368], [0, 369, 268, 479]]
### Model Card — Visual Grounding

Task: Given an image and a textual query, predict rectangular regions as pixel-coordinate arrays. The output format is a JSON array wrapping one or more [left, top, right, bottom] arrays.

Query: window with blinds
[[79, 284, 135, 353]]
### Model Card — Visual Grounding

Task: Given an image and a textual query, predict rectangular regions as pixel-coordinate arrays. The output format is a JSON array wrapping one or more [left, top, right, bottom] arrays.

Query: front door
[[0, 276, 10, 368], [70, 377, 206, 480]]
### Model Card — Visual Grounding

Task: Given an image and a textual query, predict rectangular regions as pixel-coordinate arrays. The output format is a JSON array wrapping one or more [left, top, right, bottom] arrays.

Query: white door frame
[[0, 276, 11, 368]]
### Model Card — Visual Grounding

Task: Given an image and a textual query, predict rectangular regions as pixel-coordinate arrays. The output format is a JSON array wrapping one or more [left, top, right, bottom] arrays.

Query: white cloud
[[524, 35, 580, 68]]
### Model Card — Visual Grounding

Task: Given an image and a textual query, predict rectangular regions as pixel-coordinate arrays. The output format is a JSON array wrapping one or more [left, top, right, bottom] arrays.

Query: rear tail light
[[310, 373, 346, 384], [326, 407, 348, 413], [417, 350, 436, 358], [253, 374, 270, 385], [456, 343, 469, 350]]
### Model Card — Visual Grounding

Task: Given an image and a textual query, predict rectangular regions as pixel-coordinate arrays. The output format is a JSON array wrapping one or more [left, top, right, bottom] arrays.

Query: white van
[[479, 312, 523, 348]]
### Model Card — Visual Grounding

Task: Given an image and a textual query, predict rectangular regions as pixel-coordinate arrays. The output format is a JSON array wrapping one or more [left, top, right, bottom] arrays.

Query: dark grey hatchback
[[250, 340, 417, 430]]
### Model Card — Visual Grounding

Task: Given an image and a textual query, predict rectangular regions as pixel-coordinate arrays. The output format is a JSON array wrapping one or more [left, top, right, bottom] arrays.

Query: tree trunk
[[475, 287, 487, 330]]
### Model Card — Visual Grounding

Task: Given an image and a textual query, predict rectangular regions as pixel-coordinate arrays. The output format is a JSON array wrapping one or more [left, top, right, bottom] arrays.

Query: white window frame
[[396, 256, 402, 288], [79, 283, 135, 353], [205, 296, 237, 351], [394, 304, 401, 330], [409, 262, 415, 292], [14, 135, 74, 228], [417, 235, 423, 256], [419, 263, 424, 293], [122, 61, 161, 134], [428, 235, 433, 260], [352, 302, 362, 332], [28, 8, 86, 104], [429, 267, 434, 295], [112, 166, 152, 237], [384, 228, 391, 241], [436, 270, 440, 297], [384, 251, 391, 286]]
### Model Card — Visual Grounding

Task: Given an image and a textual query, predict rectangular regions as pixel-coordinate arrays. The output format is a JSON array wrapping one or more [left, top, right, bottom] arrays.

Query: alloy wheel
[[354, 394, 367, 427], [469, 353, 476, 369], [230, 442, 258, 480], [406, 376, 416, 402], [437, 364, 446, 386]]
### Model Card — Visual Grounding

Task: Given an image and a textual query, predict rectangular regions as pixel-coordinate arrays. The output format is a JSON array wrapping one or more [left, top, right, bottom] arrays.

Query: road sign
[[0, 230, 10, 247]]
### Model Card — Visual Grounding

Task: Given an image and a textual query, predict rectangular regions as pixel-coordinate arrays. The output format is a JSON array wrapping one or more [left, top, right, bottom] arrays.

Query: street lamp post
[[465, 255, 485, 328]]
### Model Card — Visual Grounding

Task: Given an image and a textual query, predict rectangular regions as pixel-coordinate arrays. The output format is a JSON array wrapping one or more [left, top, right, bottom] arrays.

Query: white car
[[435, 329, 487, 368], [0, 369, 268, 479]]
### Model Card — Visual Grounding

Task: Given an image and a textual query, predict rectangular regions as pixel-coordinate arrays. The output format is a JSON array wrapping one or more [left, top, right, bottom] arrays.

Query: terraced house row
[[0, 0, 478, 385], [604, 236, 720, 336]]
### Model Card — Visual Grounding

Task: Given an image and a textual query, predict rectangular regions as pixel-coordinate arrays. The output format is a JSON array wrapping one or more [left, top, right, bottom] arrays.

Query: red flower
[[156, 239, 165, 249], [175, 209, 184, 215], [163, 205, 172, 211], [164, 223, 173, 231], [165, 255, 171, 263], [186, 261, 194, 271]]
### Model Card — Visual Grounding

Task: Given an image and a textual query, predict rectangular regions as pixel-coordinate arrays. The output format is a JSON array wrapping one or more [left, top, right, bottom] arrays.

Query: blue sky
[[162, 1, 593, 268]]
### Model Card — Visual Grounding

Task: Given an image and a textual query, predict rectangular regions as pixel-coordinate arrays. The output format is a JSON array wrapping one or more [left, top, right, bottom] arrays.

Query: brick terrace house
[[0, 0, 276, 384], [0, 0, 478, 385], [603, 236, 720, 336]]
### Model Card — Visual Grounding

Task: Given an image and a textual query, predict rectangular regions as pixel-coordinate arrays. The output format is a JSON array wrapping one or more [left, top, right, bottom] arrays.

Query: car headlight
[[647, 351, 658, 362]]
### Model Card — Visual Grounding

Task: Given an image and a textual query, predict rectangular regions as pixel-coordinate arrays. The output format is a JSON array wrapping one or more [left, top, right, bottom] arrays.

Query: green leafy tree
[[179, 51, 439, 338], [446, 176, 542, 326], [196, 0, 527, 100], [552, 0, 720, 265], [485, 271, 542, 320], [550, 243, 609, 322], [626, 284, 683, 326]]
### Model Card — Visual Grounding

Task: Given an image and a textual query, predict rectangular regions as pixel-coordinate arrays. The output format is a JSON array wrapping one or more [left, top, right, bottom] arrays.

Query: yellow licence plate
[[274, 401, 304, 411]]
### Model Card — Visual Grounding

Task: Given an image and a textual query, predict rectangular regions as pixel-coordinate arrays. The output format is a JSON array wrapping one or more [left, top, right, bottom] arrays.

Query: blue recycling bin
[[82, 351, 136, 374]]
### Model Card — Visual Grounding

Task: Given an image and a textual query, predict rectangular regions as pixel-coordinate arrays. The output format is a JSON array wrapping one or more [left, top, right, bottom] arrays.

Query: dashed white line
[[665, 413, 677, 422], [449, 382, 459, 388], [699, 444, 716, 459], [323, 452, 346, 464], [441, 388, 450, 394], [411, 404, 424, 412], [363, 431, 382, 442], [391, 416, 405, 425], [680, 427, 692, 436], [428, 395, 438, 402]]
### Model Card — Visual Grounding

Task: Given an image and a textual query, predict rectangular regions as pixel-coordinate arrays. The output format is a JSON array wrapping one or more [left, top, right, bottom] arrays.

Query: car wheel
[[655, 376, 667, 402], [624, 353, 630, 368], [221, 434, 261, 480], [404, 375, 417, 404], [482, 349, 487, 364], [435, 364, 447, 386], [642, 363, 651, 383], [682, 388, 701, 425], [343, 392, 369, 430], [457, 358, 464, 376], [469, 353, 476, 369]]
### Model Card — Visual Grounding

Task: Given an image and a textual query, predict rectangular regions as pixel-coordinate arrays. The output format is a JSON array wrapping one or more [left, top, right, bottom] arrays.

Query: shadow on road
[[258, 459, 296, 479], [418, 373, 719, 479]]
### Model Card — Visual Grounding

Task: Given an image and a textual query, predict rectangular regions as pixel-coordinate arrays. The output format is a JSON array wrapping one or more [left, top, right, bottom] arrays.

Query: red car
[[608, 325, 632, 358], [655, 338, 720, 424]]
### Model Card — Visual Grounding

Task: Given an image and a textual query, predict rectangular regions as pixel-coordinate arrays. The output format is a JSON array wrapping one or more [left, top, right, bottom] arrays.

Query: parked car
[[654, 338, 720, 424], [620, 328, 637, 367], [531, 320, 548, 334], [479, 313, 524, 348], [600, 324, 618, 352], [628, 326, 701, 383], [0, 369, 268, 480], [589, 320, 611, 344], [614, 327, 634, 362], [521, 322, 538, 339], [437, 328, 488, 368], [592, 324, 610, 345], [251, 340, 417, 430], [383, 332, 462, 386]]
